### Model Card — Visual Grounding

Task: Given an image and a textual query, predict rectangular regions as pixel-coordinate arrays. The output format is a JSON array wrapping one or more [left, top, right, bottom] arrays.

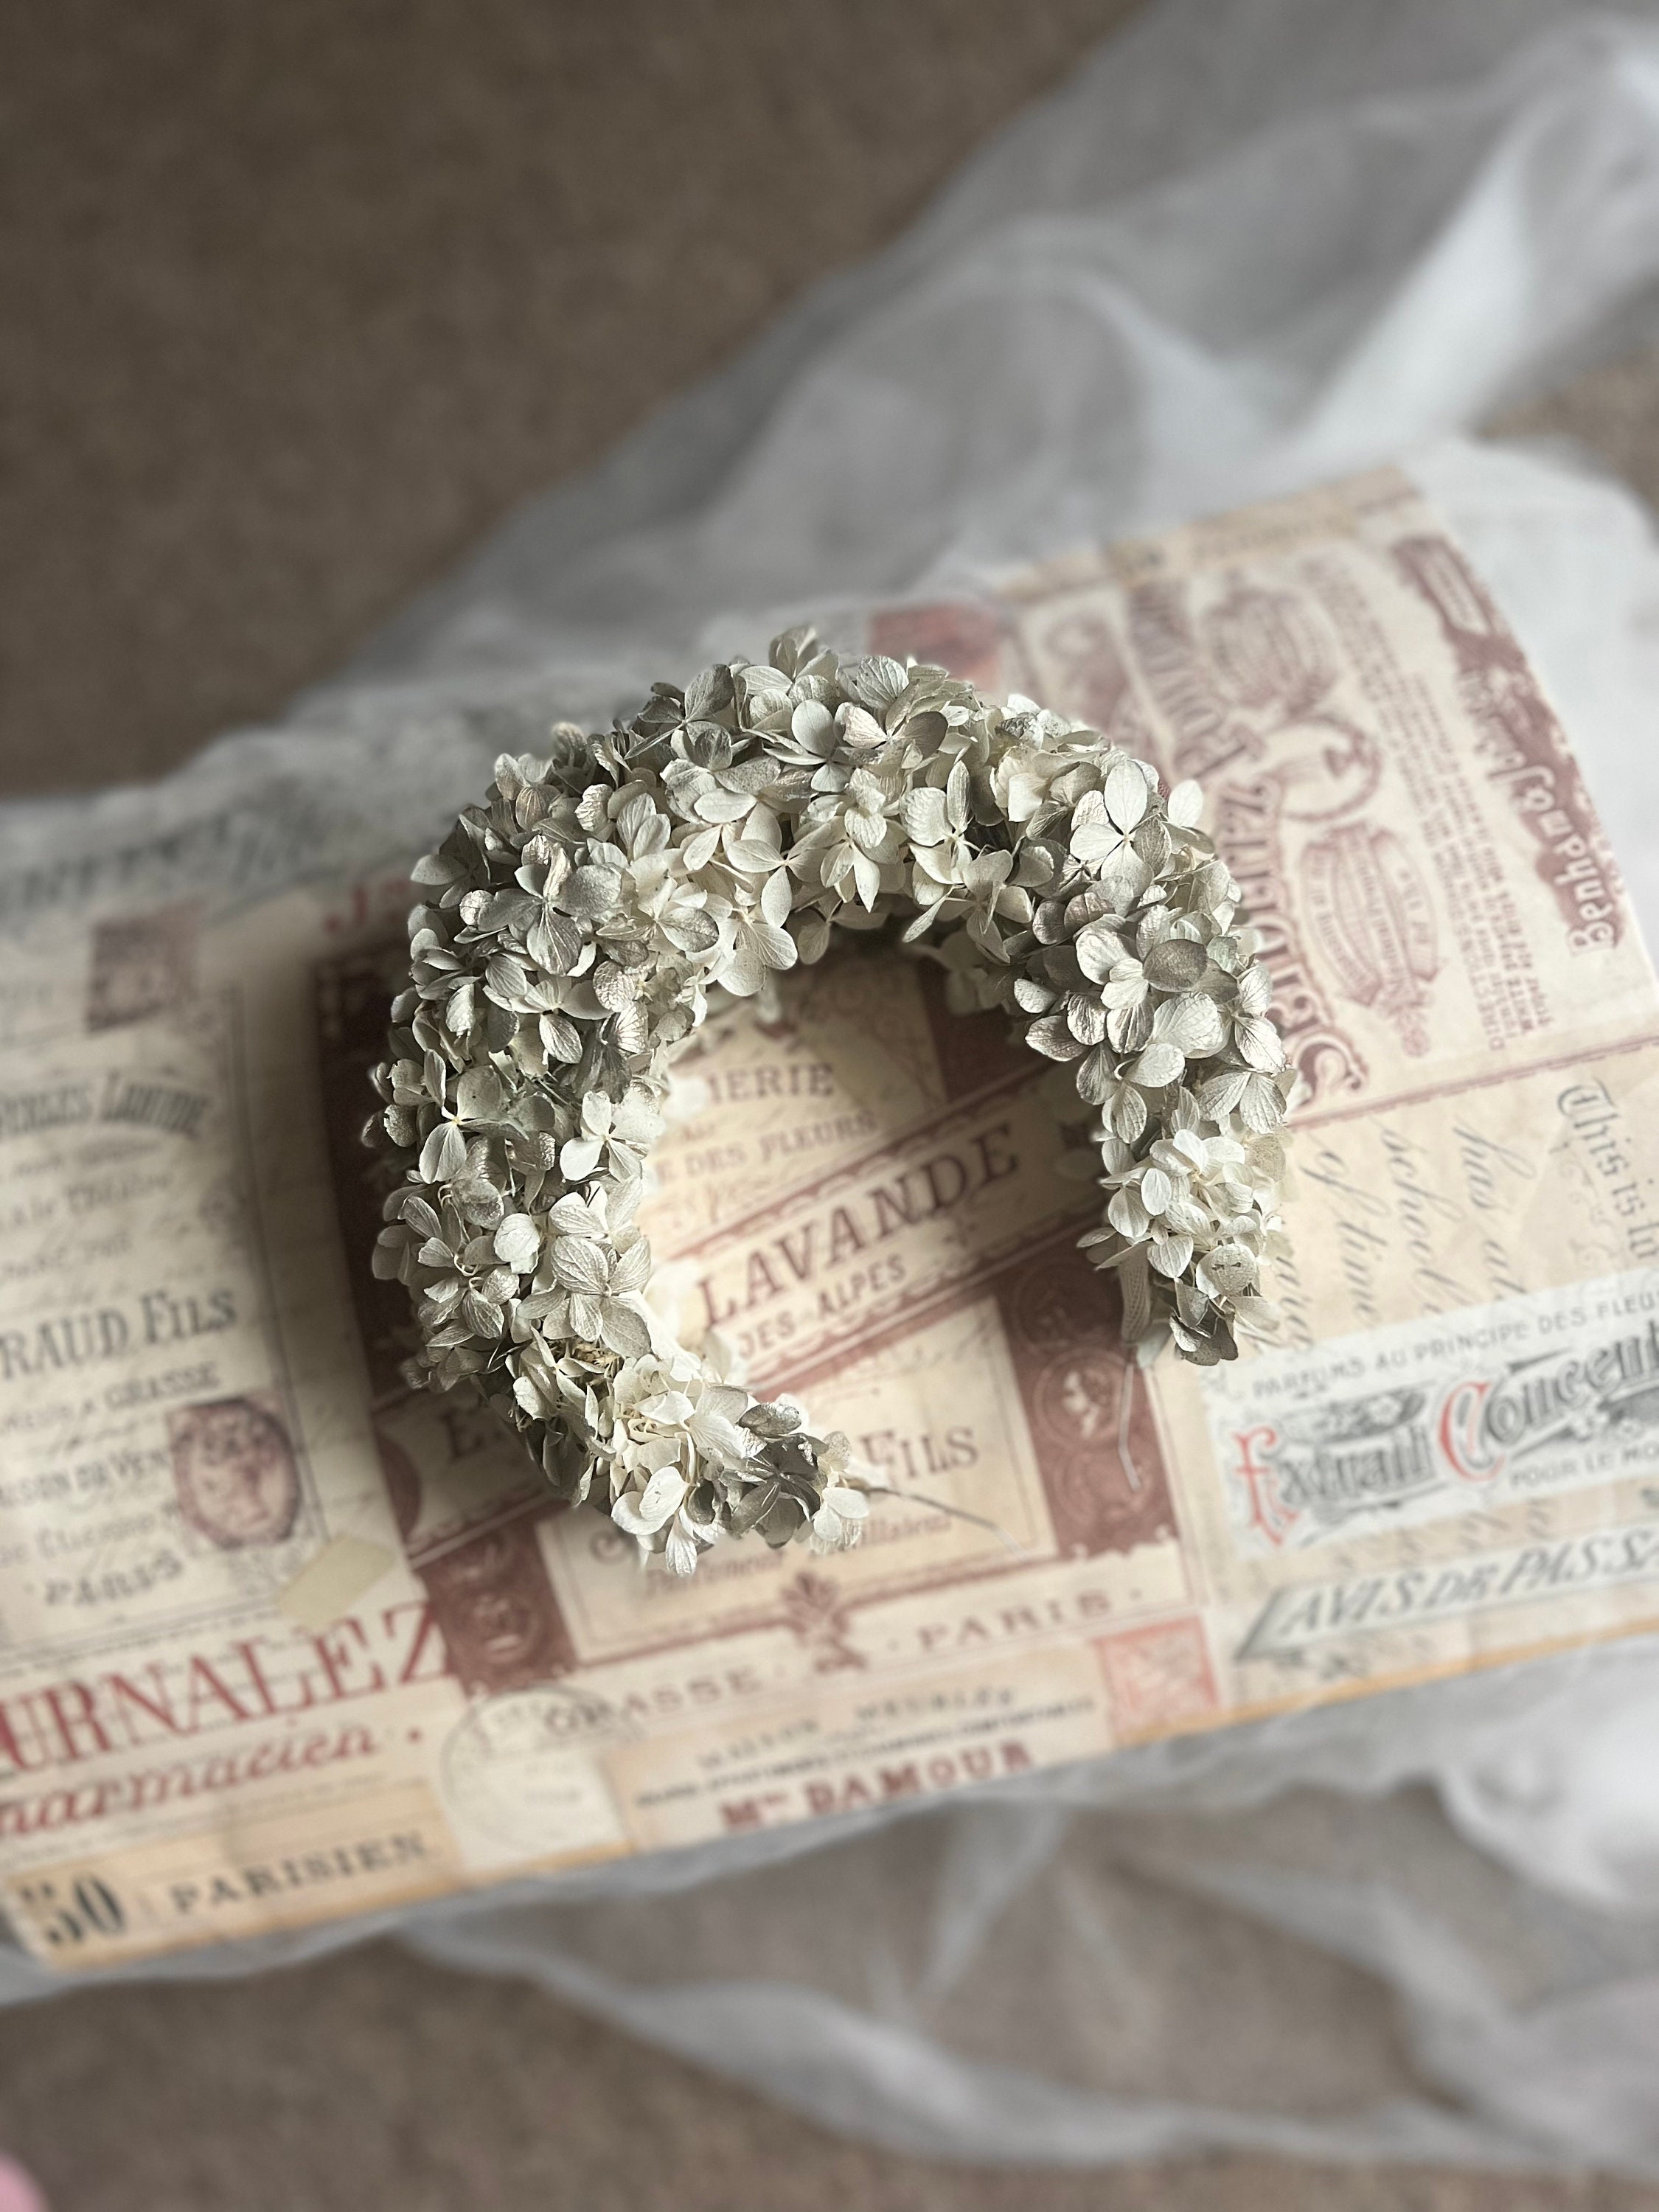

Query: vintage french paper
[[4, 465, 1659, 1969]]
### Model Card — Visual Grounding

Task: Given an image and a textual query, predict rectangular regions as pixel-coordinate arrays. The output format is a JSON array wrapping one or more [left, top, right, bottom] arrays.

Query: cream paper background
[[24, 470, 1656, 1966], [8, 0, 1659, 2173]]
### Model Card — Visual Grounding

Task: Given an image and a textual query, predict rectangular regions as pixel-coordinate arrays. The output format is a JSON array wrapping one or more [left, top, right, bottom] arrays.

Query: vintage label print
[[1206, 1267, 1659, 1553], [2, 467, 1659, 1970], [0, 990, 319, 1665]]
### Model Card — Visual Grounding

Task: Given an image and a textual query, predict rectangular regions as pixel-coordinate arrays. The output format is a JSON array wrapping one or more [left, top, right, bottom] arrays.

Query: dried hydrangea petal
[[369, 633, 1293, 1575]]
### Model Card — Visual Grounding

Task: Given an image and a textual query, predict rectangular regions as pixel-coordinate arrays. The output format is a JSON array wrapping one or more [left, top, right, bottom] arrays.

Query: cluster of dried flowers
[[369, 630, 1292, 1575]]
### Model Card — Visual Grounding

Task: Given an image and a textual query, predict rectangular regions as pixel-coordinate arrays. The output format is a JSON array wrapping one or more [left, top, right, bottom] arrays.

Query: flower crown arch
[[370, 629, 1292, 1576]]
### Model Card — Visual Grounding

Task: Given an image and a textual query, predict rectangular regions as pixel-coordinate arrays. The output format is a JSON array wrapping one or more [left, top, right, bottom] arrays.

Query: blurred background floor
[[5, 3, 1659, 2205], [0, 1937, 1651, 2212], [1, 0, 1146, 795]]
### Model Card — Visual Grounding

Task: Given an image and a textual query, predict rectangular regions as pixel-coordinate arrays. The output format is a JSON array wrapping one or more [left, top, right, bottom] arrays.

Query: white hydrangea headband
[[369, 630, 1292, 1575]]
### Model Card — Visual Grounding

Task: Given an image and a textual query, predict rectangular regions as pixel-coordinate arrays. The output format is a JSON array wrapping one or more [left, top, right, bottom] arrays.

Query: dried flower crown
[[369, 630, 1292, 1575]]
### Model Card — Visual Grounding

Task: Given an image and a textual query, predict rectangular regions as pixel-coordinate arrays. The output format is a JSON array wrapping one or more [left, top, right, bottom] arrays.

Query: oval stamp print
[[441, 1686, 635, 1858], [167, 1394, 300, 1548]]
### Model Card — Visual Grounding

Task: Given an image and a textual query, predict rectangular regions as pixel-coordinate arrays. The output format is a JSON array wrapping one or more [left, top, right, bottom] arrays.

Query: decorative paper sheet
[[2, 467, 1658, 1968]]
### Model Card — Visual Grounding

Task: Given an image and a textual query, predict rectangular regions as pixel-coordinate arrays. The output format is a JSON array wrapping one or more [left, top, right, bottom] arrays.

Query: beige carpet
[[6, 3, 1659, 2204], [1, 0, 1148, 796], [0, 1939, 1649, 2212]]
